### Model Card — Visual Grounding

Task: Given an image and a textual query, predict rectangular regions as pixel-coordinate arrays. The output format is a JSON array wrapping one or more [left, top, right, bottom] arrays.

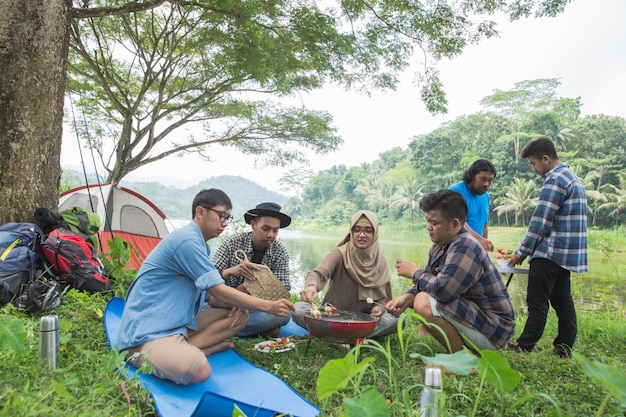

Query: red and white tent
[[59, 184, 170, 270]]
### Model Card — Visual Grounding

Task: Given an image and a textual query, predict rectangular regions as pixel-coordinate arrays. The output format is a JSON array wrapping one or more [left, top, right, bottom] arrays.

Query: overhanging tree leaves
[[67, 1, 575, 184], [67, 3, 348, 183]]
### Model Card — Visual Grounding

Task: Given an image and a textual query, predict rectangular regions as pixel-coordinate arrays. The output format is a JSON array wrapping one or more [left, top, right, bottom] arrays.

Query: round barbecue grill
[[303, 309, 378, 345]]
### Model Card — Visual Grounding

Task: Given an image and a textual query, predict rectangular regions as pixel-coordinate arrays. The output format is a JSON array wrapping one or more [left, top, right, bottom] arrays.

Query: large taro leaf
[[413, 349, 518, 393], [476, 350, 520, 393], [412, 349, 478, 376], [317, 351, 376, 400], [344, 386, 390, 417]]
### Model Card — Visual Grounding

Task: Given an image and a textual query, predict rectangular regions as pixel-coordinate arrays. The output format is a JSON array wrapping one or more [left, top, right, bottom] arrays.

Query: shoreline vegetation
[[1, 225, 625, 416]]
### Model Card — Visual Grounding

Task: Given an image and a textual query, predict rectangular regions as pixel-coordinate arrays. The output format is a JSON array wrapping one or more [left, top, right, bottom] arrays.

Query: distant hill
[[61, 169, 287, 220]]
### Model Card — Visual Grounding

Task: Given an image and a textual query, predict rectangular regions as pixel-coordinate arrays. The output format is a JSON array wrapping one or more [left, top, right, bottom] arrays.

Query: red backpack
[[40, 228, 109, 293]]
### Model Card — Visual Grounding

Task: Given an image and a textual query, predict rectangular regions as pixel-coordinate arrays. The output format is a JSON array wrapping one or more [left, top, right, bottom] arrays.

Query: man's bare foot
[[205, 341, 234, 356], [417, 324, 429, 337], [260, 327, 281, 339]]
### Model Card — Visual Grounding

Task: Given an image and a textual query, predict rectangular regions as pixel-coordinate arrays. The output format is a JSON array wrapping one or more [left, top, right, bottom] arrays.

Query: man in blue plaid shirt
[[508, 137, 588, 358]]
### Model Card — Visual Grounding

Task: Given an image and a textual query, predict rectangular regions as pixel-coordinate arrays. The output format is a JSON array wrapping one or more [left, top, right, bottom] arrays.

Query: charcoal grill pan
[[303, 310, 378, 344]]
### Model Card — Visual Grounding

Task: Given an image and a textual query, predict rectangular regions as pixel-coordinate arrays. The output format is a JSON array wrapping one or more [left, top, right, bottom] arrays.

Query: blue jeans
[[236, 311, 290, 338], [517, 258, 577, 351]]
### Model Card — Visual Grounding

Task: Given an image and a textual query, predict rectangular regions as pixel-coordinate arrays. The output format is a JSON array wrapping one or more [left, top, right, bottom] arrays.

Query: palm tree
[[355, 174, 397, 222], [354, 173, 380, 197], [354, 173, 381, 210], [367, 182, 396, 222], [575, 166, 608, 226], [282, 196, 303, 221], [597, 172, 626, 226], [546, 125, 574, 152], [391, 179, 424, 224], [494, 178, 539, 225]]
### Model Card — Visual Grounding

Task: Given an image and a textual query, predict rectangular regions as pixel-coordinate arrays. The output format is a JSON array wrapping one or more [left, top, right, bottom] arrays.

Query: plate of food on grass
[[495, 248, 513, 260], [254, 337, 296, 353]]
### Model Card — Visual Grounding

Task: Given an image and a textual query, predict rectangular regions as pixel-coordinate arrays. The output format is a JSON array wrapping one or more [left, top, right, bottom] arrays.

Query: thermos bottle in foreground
[[39, 315, 60, 369], [419, 364, 441, 417]]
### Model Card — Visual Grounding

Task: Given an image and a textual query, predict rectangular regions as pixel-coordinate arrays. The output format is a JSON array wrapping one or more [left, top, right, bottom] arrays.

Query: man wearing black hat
[[212, 202, 292, 338]]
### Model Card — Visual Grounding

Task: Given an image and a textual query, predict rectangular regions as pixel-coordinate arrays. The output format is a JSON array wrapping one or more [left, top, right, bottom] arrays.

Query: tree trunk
[[0, 0, 71, 224]]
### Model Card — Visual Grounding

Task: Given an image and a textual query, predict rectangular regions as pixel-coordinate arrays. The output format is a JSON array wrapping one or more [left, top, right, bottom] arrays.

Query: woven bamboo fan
[[235, 249, 290, 301]]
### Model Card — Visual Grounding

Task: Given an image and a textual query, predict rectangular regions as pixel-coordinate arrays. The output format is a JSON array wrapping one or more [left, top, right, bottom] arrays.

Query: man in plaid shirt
[[386, 189, 515, 353], [508, 136, 588, 358], [212, 202, 292, 338]]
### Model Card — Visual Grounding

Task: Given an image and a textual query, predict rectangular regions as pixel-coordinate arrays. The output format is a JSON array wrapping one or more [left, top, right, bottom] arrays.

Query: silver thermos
[[39, 315, 60, 369], [419, 365, 441, 417]]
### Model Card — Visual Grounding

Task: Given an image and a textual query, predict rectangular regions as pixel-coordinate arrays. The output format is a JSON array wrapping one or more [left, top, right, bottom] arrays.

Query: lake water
[[274, 229, 626, 314]]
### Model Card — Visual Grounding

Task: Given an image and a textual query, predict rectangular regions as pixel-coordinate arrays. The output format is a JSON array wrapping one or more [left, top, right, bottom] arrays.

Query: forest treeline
[[62, 79, 626, 229], [281, 79, 626, 229]]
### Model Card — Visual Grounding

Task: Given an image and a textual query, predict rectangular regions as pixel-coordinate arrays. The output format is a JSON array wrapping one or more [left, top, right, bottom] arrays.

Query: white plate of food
[[254, 338, 296, 353]]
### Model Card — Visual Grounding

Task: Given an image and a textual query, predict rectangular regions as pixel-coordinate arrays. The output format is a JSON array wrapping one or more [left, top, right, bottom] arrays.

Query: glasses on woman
[[351, 226, 374, 235], [203, 206, 233, 223]]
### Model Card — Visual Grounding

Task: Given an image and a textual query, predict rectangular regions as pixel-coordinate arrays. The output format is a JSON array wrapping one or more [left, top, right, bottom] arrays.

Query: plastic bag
[[17, 278, 62, 313]]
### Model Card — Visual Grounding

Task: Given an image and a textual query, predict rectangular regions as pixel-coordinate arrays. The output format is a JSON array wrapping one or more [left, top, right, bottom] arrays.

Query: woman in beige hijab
[[292, 210, 399, 338]]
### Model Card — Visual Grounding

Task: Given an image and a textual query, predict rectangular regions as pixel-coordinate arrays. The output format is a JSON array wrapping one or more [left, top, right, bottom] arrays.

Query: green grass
[[1, 290, 625, 417], [0, 291, 155, 417], [1, 227, 625, 417]]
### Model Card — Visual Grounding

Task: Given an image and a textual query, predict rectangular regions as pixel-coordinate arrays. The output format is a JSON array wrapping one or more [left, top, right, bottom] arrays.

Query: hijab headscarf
[[336, 210, 392, 301]]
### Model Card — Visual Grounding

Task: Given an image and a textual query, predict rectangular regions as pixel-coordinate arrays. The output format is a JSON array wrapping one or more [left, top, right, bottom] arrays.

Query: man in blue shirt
[[449, 159, 497, 252], [508, 137, 587, 358], [116, 189, 294, 385]]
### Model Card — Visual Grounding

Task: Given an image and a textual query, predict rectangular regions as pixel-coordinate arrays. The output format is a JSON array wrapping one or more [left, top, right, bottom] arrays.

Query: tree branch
[[72, 0, 168, 19]]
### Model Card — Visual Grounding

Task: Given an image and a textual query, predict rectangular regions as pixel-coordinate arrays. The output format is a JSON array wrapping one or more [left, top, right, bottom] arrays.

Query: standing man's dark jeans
[[517, 258, 577, 352]]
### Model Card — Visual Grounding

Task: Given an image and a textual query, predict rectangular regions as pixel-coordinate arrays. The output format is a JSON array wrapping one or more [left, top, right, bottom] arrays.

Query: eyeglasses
[[203, 207, 233, 223], [351, 226, 374, 235]]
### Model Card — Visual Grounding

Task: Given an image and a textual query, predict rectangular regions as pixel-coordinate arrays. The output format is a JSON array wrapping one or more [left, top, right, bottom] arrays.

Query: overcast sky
[[61, 0, 626, 194]]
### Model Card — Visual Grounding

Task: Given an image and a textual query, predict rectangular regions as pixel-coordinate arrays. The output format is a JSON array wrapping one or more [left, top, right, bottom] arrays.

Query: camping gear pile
[[0, 207, 109, 313], [1, 184, 170, 313]]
